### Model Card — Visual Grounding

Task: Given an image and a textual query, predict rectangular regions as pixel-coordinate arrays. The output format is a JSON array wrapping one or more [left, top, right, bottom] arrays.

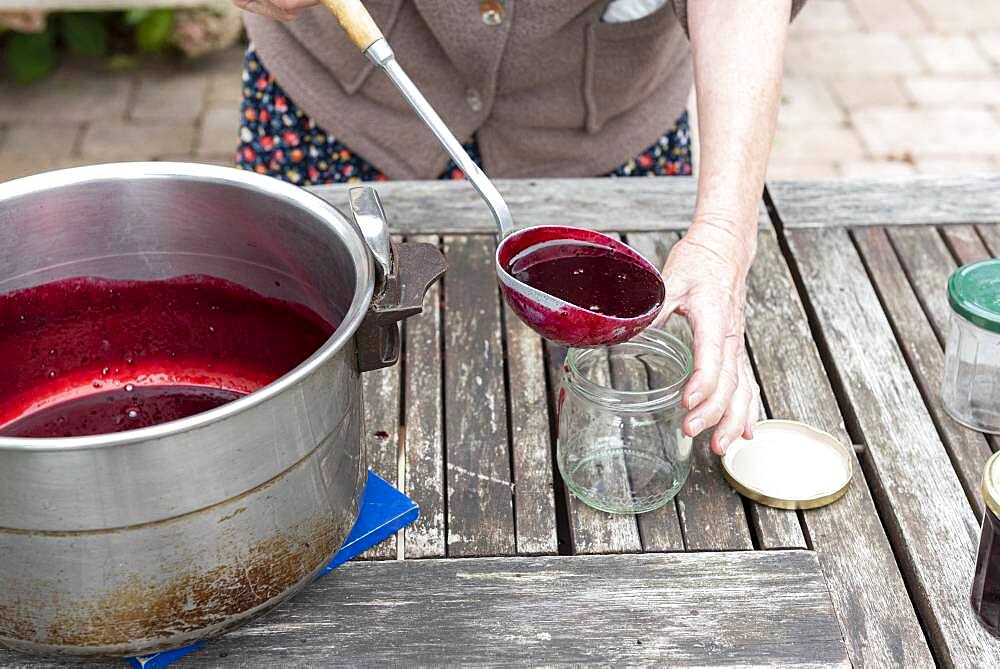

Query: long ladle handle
[[319, 0, 514, 238]]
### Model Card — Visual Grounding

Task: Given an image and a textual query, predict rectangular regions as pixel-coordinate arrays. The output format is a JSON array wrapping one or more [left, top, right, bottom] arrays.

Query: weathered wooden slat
[[601, 231, 682, 552], [0, 552, 844, 667], [888, 224, 1000, 469], [544, 342, 642, 554], [767, 175, 1000, 228], [968, 223, 1000, 466], [862, 227, 991, 520], [311, 178, 769, 234], [666, 389, 756, 549], [360, 364, 401, 559], [884, 226, 959, 343], [940, 225, 991, 267], [627, 232, 763, 551], [501, 303, 559, 555], [403, 235, 446, 559], [604, 340, 686, 553], [975, 224, 1000, 258], [442, 236, 515, 557], [361, 236, 408, 560], [745, 229, 931, 665], [786, 227, 996, 665]]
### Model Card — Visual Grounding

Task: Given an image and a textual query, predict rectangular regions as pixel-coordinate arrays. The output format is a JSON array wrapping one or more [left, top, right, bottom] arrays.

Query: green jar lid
[[948, 259, 1000, 334]]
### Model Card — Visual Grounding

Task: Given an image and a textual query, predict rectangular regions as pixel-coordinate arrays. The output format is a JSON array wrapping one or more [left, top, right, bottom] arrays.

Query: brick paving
[[0, 0, 997, 183], [0, 47, 242, 182], [773, 0, 1000, 177]]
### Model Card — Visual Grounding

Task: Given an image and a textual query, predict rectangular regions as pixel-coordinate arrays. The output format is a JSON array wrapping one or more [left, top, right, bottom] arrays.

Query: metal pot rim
[[0, 161, 375, 453]]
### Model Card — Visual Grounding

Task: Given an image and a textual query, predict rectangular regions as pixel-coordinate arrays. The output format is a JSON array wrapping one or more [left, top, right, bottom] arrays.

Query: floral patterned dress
[[235, 47, 692, 185]]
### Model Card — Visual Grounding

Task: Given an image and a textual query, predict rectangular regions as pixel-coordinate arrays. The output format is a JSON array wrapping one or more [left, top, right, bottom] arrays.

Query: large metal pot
[[0, 163, 444, 658]]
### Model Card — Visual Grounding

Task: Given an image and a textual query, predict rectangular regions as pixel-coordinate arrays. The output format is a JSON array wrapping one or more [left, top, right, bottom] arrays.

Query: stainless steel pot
[[0, 162, 444, 658]]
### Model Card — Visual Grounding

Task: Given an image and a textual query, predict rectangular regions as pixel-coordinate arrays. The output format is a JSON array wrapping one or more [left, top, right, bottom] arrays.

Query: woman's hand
[[656, 216, 759, 455], [231, 0, 317, 21]]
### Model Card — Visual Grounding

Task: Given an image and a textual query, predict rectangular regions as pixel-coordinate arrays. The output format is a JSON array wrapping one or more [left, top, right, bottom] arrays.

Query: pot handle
[[351, 187, 447, 372]]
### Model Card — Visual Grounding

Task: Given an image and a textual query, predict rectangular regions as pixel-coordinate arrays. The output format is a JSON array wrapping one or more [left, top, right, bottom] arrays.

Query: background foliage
[[1, 7, 242, 84]]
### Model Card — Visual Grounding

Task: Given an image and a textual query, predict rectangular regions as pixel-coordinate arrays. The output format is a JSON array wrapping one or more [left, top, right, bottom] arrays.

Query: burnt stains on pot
[[0, 512, 352, 652], [0, 604, 35, 645]]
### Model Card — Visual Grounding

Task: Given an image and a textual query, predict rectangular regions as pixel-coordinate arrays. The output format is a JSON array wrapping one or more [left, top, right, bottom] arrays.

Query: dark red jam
[[0, 276, 334, 438], [973, 505, 1000, 636], [1, 385, 247, 437], [508, 241, 664, 319]]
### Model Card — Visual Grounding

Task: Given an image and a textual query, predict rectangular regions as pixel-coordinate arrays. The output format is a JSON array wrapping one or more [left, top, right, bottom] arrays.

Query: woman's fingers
[[681, 293, 728, 414], [710, 355, 755, 454], [684, 328, 740, 440]]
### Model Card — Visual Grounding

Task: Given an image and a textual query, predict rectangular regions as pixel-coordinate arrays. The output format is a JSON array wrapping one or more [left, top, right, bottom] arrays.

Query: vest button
[[480, 0, 504, 25], [466, 88, 483, 112]]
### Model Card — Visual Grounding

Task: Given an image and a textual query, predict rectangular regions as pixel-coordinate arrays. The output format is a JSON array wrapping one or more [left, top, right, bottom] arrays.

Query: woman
[[232, 0, 803, 455]]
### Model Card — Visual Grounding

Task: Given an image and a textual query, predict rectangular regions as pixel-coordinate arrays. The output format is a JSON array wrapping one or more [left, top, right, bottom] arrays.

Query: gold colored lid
[[983, 451, 1000, 519], [721, 420, 854, 510]]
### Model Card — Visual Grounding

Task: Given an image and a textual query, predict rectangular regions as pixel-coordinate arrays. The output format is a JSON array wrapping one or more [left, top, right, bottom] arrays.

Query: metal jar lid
[[721, 420, 854, 510], [948, 259, 1000, 334], [983, 451, 1000, 520]]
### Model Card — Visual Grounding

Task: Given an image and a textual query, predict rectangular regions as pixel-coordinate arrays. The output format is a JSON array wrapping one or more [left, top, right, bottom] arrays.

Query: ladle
[[320, 0, 666, 346]]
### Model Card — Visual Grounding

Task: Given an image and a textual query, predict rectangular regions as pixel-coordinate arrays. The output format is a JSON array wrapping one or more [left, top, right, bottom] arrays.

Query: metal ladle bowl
[[321, 0, 666, 347]]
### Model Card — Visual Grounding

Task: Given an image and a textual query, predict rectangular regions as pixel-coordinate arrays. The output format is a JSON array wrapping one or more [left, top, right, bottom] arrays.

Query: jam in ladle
[[321, 0, 666, 346]]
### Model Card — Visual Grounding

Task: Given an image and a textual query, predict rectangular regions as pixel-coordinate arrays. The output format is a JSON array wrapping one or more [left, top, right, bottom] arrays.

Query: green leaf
[[60, 13, 108, 58], [123, 9, 153, 26], [5, 28, 57, 84], [134, 10, 174, 53]]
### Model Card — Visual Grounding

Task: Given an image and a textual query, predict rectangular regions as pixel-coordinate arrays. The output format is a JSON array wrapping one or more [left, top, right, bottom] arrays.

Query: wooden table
[[6, 175, 1000, 667]]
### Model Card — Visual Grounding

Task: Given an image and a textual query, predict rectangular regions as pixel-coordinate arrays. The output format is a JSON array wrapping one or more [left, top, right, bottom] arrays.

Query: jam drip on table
[[0, 275, 335, 438]]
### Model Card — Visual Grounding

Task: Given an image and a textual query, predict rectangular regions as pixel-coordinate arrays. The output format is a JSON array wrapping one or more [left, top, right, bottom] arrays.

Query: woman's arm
[[658, 0, 792, 454]]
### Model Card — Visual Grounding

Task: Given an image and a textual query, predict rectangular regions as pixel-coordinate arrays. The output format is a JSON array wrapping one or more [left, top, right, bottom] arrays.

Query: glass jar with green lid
[[942, 259, 1000, 433]]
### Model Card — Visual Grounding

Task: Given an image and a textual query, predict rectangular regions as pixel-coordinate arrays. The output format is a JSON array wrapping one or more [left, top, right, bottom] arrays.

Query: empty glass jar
[[556, 328, 692, 514], [942, 259, 1000, 433]]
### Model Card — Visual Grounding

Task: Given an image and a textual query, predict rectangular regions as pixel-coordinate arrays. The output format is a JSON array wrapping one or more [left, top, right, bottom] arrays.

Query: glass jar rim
[[563, 328, 693, 411]]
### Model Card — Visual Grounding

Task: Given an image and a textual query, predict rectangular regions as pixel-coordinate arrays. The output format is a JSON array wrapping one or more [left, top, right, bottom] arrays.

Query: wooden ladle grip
[[319, 0, 384, 51]]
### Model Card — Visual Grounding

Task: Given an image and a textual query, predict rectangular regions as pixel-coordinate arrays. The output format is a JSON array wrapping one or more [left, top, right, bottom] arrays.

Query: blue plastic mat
[[126, 471, 417, 669]]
